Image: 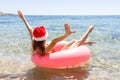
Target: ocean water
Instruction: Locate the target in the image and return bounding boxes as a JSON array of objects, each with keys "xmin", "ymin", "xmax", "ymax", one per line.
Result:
[{"xmin": 0, "ymin": 15, "xmax": 120, "ymax": 80}]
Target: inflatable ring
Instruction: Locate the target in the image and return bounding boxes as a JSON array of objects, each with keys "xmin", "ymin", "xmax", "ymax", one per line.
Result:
[{"xmin": 31, "ymin": 41, "xmax": 90, "ymax": 69}]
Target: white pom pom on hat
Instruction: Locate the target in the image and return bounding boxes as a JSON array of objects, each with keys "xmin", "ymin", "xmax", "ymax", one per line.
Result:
[{"xmin": 33, "ymin": 26, "xmax": 48, "ymax": 41}]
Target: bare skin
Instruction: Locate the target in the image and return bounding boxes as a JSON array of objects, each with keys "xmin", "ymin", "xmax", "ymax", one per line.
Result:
[
  {"xmin": 17, "ymin": 10, "xmax": 95, "ymax": 54},
  {"xmin": 61, "ymin": 24, "xmax": 96, "ymax": 50},
  {"xmin": 17, "ymin": 10, "xmax": 75, "ymax": 54}
]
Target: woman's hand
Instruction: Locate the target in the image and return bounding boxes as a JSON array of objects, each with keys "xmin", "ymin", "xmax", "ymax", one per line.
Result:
[
  {"xmin": 64, "ymin": 24, "xmax": 76, "ymax": 36},
  {"xmin": 17, "ymin": 10, "xmax": 25, "ymax": 20}
]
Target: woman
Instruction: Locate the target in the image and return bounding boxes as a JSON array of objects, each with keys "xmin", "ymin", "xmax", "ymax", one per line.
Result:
[{"xmin": 17, "ymin": 10, "xmax": 95, "ymax": 56}]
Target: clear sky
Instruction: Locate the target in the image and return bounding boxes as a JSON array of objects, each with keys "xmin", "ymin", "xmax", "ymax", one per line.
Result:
[{"xmin": 0, "ymin": 0, "xmax": 120, "ymax": 15}]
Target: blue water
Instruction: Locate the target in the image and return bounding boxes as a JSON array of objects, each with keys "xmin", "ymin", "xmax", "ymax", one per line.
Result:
[{"xmin": 0, "ymin": 15, "xmax": 120, "ymax": 80}]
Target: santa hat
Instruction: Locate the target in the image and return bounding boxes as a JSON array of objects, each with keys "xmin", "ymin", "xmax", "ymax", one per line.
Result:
[{"xmin": 33, "ymin": 26, "xmax": 48, "ymax": 41}]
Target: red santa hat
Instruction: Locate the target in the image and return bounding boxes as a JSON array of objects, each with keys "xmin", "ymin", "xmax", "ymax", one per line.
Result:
[{"xmin": 33, "ymin": 26, "xmax": 48, "ymax": 41}]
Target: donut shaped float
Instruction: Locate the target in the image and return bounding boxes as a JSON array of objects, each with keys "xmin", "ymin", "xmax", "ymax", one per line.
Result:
[{"xmin": 31, "ymin": 41, "xmax": 91, "ymax": 69}]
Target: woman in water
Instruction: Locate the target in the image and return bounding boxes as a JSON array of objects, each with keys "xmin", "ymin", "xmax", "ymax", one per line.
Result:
[{"xmin": 17, "ymin": 10, "xmax": 95, "ymax": 56}]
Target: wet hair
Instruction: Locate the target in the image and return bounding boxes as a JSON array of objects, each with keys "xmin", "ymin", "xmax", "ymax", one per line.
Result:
[{"xmin": 32, "ymin": 40, "xmax": 45, "ymax": 56}]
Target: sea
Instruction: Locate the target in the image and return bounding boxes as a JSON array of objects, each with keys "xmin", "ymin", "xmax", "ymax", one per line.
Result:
[{"xmin": 0, "ymin": 15, "xmax": 120, "ymax": 80}]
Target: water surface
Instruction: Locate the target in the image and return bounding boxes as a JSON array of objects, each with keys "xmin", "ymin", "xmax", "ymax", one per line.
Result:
[{"xmin": 0, "ymin": 15, "xmax": 120, "ymax": 80}]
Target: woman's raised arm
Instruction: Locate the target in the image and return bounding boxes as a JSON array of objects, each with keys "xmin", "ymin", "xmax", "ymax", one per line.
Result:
[
  {"xmin": 45, "ymin": 24, "xmax": 76, "ymax": 54},
  {"xmin": 17, "ymin": 10, "xmax": 33, "ymax": 41}
]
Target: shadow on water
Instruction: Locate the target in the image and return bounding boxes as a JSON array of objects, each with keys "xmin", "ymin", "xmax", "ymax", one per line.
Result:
[
  {"xmin": 23, "ymin": 66, "xmax": 89, "ymax": 80},
  {"xmin": 0, "ymin": 65, "xmax": 89, "ymax": 80},
  {"xmin": 26, "ymin": 67, "xmax": 88, "ymax": 80}
]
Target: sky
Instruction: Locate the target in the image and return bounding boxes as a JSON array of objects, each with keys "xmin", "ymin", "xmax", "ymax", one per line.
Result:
[{"xmin": 0, "ymin": 0, "xmax": 120, "ymax": 15}]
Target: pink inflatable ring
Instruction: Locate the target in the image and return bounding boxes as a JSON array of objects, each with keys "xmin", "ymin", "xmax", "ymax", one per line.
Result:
[{"xmin": 31, "ymin": 41, "xmax": 91, "ymax": 69}]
